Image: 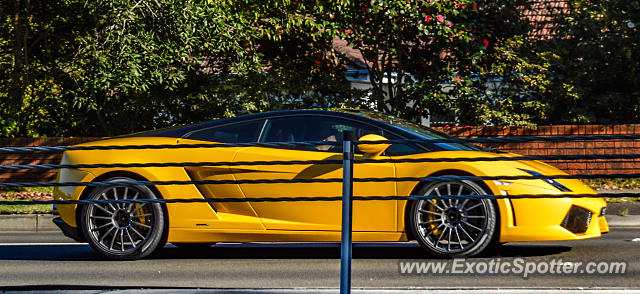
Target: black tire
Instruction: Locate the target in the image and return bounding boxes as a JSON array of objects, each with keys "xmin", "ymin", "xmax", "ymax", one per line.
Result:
[
  {"xmin": 409, "ymin": 180, "xmax": 498, "ymax": 258},
  {"xmin": 80, "ymin": 177, "xmax": 166, "ymax": 260}
]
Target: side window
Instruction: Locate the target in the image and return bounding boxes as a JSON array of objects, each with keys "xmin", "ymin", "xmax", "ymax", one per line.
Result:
[
  {"xmin": 382, "ymin": 131, "xmax": 426, "ymax": 156},
  {"xmin": 186, "ymin": 120, "xmax": 264, "ymax": 143},
  {"xmin": 261, "ymin": 116, "xmax": 381, "ymax": 152}
]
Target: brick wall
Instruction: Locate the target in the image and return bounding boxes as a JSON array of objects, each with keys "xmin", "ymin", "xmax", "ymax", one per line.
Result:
[
  {"xmin": 433, "ymin": 125, "xmax": 640, "ymax": 175},
  {"xmin": 0, "ymin": 137, "xmax": 102, "ymax": 183},
  {"xmin": 1, "ymin": 125, "xmax": 640, "ymax": 183}
]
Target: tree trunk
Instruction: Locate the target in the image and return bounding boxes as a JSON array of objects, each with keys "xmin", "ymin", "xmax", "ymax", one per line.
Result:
[
  {"xmin": 8, "ymin": 0, "xmax": 28, "ymax": 135},
  {"xmin": 95, "ymin": 108, "xmax": 113, "ymax": 137}
]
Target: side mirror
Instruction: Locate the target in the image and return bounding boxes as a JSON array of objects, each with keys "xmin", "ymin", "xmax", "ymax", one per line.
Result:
[{"xmin": 357, "ymin": 134, "xmax": 391, "ymax": 157}]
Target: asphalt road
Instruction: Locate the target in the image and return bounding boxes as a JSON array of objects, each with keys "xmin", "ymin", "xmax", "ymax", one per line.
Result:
[{"xmin": 0, "ymin": 228, "xmax": 638, "ymax": 290}]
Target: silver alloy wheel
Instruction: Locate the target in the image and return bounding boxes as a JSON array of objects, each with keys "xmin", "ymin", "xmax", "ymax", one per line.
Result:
[
  {"xmin": 413, "ymin": 180, "xmax": 494, "ymax": 255},
  {"xmin": 80, "ymin": 177, "xmax": 165, "ymax": 260},
  {"xmin": 86, "ymin": 186, "xmax": 153, "ymax": 253}
]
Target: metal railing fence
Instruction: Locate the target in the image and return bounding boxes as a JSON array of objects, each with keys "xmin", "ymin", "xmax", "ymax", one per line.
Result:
[{"xmin": 1, "ymin": 132, "xmax": 639, "ymax": 294}]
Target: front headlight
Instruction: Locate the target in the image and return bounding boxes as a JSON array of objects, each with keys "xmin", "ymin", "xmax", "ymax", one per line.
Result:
[{"xmin": 493, "ymin": 180, "xmax": 514, "ymax": 186}]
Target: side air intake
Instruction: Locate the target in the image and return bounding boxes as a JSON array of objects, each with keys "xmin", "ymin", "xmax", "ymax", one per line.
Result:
[{"xmin": 561, "ymin": 206, "xmax": 592, "ymax": 234}]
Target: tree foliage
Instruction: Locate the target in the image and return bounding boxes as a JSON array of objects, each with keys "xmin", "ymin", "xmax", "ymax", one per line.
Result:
[
  {"xmin": 69, "ymin": 0, "xmax": 266, "ymax": 135},
  {"xmin": 0, "ymin": 0, "xmax": 90, "ymax": 136},
  {"xmin": 0, "ymin": 0, "xmax": 638, "ymax": 137},
  {"xmin": 542, "ymin": 0, "xmax": 640, "ymax": 123},
  {"xmin": 324, "ymin": 0, "xmax": 561, "ymax": 126}
]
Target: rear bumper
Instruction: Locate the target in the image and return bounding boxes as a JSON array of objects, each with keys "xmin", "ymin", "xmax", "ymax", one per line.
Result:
[{"xmin": 53, "ymin": 217, "xmax": 85, "ymax": 243}]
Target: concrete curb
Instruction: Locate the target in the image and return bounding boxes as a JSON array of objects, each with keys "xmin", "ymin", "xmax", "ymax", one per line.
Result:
[
  {"xmin": 0, "ymin": 214, "xmax": 57, "ymax": 232},
  {"xmin": 604, "ymin": 215, "xmax": 640, "ymax": 227},
  {"xmin": 7, "ymin": 288, "xmax": 639, "ymax": 293},
  {"xmin": 0, "ymin": 214, "xmax": 638, "ymax": 233}
]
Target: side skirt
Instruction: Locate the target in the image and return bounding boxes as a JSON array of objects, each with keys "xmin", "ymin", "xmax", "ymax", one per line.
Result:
[{"xmin": 168, "ymin": 228, "xmax": 408, "ymax": 243}]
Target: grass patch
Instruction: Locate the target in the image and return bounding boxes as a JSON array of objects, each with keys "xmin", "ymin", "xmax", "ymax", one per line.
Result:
[
  {"xmin": 603, "ymin": 196, "xmax": 640, "ymax": 203},
  {"xmin": 0, "ymin": 187, "xmax": 54, "ymax": 194},
  {"xmin": 0, "ymin": 186, "xmax": 54, "ymax": 214},
  {"xmin": 618, "ymin": 207, "xmax": 630, "ymax": 216},
  {"xmin": 0, "ymin": 198, "xmax": 53, "ymax": 214},
  {"xmin": 583, "ymin": 178, "xmax": 640, "ymax": 190},
  {"xmin": 582, "ymin": 179, "xmax": 640, "ymax": 203}
]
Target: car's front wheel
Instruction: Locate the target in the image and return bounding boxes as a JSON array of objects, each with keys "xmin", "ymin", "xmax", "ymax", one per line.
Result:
[
  {"xmin": 80, "ymin": 177, "xmax": 166, "ymax": 260},
  {"xmin": 409, "ymin": 180, "xmax": 497, "ymax": 258}
]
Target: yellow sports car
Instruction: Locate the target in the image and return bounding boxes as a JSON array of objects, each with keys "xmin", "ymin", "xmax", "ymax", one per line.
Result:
[{"xmin": 53, "ymin": 109, "xmax": 608, "ymax": 260}]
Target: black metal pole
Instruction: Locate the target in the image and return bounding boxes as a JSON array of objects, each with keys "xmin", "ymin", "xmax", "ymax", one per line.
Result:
[{"xmin": 340, "ymin": 130, "xmax": 355, "ymax": 294}]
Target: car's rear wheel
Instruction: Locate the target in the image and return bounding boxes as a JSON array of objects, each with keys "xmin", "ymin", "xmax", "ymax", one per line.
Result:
[
  {"xmin": 80, "ymin": 177, "xmax": 166, "ymax": 260},
  {"xmin": 410, "ymin": 180, "xmax": 497, "ymax": 258}
]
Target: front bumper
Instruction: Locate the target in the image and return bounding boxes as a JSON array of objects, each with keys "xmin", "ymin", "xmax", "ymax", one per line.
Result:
[
  {"xmin": 53, "ymin": 217, "xmax": 85, "ymax": 242},
  {"xmin": 493, "ymin": 180, "xmax": 609, "ymax": 243}
]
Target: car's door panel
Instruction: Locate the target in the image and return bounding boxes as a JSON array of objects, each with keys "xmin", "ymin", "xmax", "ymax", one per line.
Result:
[
  {"xmin": 233, "ymin": 116, "xmax": 397, "ymax": 232},
  {"xmin": 176, "ymin": 119, "xmax": 266, "ymax": 230},
  {"xmin": 234, "ymin": 148, "xmax": 396, "ymax": 231}
]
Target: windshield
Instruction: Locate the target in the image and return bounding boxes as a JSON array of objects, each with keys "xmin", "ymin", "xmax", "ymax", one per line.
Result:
[{"xmin": 357, "ymin": 111, "xmax": 482, "ymax": 151}]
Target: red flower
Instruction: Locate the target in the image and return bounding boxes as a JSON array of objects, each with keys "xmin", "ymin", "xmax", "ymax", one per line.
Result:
[
  {"xmin": 345, "ymin": 29, "xmax": 352, "ymax": 35},
  {"xmin": 437, "ymin": 14, "xmax": 444, "ymax": 22},
  {"xmin": 425, "ymin": 15, "xmax": 432, "ymax": 22},
  {"xmin": 446, "ymin": 21, "xmax": 453, "ymax": 27},
  {"xmin": 456, "ymin": 3, "xmax": 462, "ymax": 8},
  {"xmin": 456, "ymin": 76, "xmax": 462, "ymax": 83},
  {"xmin": 473, "ymin": 4, "xmax": 477, "ymax": 9},
  {"xmin": 361, "ymin": 6, "xmax": 367, "ymax": 13},
  {"xmin": 482, "ymin": 38, "xmax": 489, "ymax": 47}
]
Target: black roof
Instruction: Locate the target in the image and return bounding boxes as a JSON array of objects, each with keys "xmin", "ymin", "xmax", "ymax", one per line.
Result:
[{"xmin": 140, "ymin": 109, "xmax": 388, "ymax": 138}]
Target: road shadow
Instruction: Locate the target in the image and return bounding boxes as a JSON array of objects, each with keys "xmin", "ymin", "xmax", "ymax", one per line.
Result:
[
  {"xmin": 0, "ymin": 242, "xmax": 571, "ymax": 261},
  {"xmin": 155, "ymin": 242, "xmax": 571, "ymax": 260},
  {"xmin": 0, "ymin": 245, "xmax": 101, "ymax": 261}
]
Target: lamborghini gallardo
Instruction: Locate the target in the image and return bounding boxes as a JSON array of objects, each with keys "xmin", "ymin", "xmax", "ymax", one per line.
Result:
[{"xmin": 52, "ymin": 110, "xmax": 608, "ymax": 259}]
